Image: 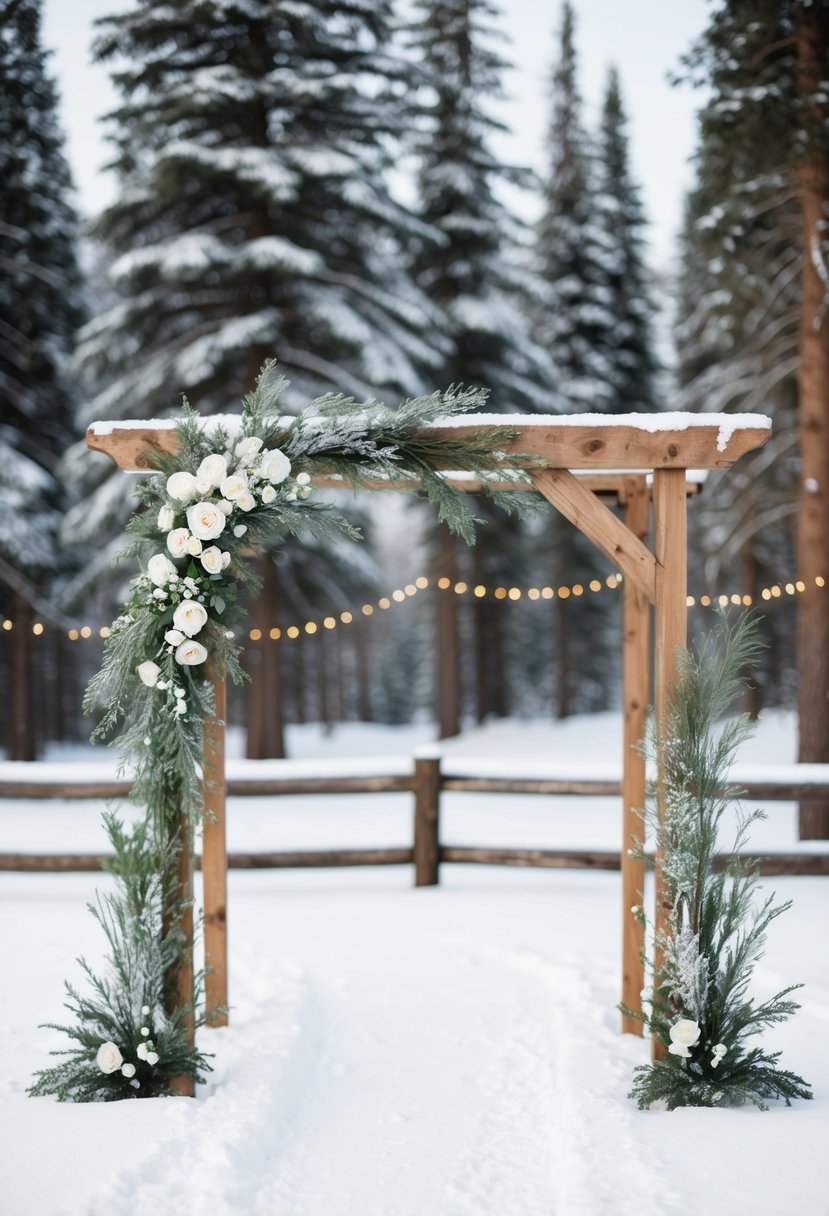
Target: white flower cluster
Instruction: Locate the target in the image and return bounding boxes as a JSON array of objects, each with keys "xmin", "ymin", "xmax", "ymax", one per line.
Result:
[
  {"xmin": 135, "ymin": 435, "xmax": 305, "ymax": 699},
  {"xmin": 95, "ymin": 1007, "xmax": 158, "ymax": 1090}
]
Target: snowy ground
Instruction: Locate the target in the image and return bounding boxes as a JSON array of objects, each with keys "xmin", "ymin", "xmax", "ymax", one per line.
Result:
[{"xmin": 1, "ymin": 711, "xmax": 827, "ymax": 1216}]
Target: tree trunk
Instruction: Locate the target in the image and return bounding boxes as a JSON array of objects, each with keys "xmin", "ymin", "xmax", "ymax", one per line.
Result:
[
  {"xmin": 436, "ymin": 529, "xmax": 461, "ymax": 738},
  {"xmin": 9, "ymin": 594, "xmax": 34, "ymax": 761},
  {"xmin": 245, "ymin": 558, "xmax": 285, "ymax": 758},
  {"xmin": 355, "ymin": 620, "xmax": 372, "ymax": 721},
  {"xmin": 740, "ymin": 537, "xmax": 761, "ymax": 721},
  {"xmin": 796, "ymin": 5, "xmax": 829, "ymax": 838},
  {"xmin": 556, "ymin": 599, "xmax": 571, "ymax": 720}
]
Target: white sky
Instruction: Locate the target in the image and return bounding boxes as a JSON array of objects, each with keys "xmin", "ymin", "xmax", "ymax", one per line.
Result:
[{"xmin": 42, "ymin": 0, "xmax": 710, "ymax": 271}]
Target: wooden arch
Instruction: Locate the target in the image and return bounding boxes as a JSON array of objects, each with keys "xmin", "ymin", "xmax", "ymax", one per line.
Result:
[{"xmin": 89, "ymin": 413, "xmax": 770, "ymax": 1069}]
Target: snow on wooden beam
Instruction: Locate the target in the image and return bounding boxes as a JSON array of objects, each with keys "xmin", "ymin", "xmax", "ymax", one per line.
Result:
[{"xmin": 86, "ymin": 413, "xmax": 771, "ymax": 472}]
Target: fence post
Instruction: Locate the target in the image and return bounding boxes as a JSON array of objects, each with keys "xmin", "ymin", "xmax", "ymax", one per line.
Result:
[{"xmin": 414, "ymin": 749, "xmax": 442, "ymax": 886}]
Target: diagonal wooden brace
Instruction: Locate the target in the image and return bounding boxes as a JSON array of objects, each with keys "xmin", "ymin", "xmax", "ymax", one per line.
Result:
[{"xmin": 531, "ymin": 468, "xmax": 657, "ymax": 603}]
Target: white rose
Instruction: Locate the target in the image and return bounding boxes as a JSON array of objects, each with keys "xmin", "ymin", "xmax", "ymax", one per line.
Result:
[
  {"xmin": 121, "ymin": 1062, "xmax": 136, "ymax": 1078},
  {"xmin": 237, "ymin": 492, "xmax": 256, "ymax": 512},
  {"xmin": 259, "ymin": 449, "xmax": 291, "ymax": 484},
  {"xmin": 146, "ymin": 1052, "xmax": 159, "ymax": 1066},
  {"xmin": 233, "ymin": 524, "xmax": 246, "ymax": 538},
  {"xmin": 200, "ymin": 546, "xmax": 224, "ymax": 575},
  {"xmin": 668, "ymin": 1018, "xmax": 701, "ymax": 1058},
  {"xmin": 157, "ymin": 505, "xmax": 175, "ymax": 531},
  {"xmin": 261, "ymin": 484, "xmax": 276, "ymax": 504},
  {"xmin": 186, "ymin": 500, "xmax": 226, "ymax": 541},
  {"xmin": 220, "ymin": 472, "xmax": 248, "ymax": 501},
  {"xmin": 195, "ymin": 476, "xmax": 212, "ymax": 496},
  {"xmin": 198, "ymin": 453, "xmax": 228, "ymax": 487},
  {"xmin": 235, "ymin": 436, "xmax": 263, "ymax": 460},
  {"xmin": 296, "ymin": 472, "xmax": 311, "ymax": 486},
  {"xmin": 96, "ymin": 1041, "xmax": 123, "ymax": 1074},
  {"xmin": 172, "ymin": 600, "xmax": 208, "ymax": 637},
  {"xmin": 175, "ymin": 639, "xmax": 208, "ymax": 667},
  {"xmin": 186, "ymin": 535, "xmax": 203, "ymax": 556},
  {"xmin": 136, "ymin": 1041, "xmax": 149, "ymax": 1061},
  {"xmin": 222, "ymin": 551, "xmax": 231, "ymax": 568},
  {"xmin": 217, "ymin": 499, "xmax": 233, "ymax": 516},
  {"xmin": 137, "ymin": 660, "xmax": 161, "ymax": 688},
  {"xmin": 147, "ymin": 553, "xmax": 176, "ymax": 586},
  {"xmin": 164, "ymin": 628, "xmax": 185, "ymax": 646},
  {"xmin": 167, "ymin": 528, "xmax": 190, "ymax": 558},
  {"xmin": 166, "ymin": 471, "xmax": 197, "ymax": 503}
]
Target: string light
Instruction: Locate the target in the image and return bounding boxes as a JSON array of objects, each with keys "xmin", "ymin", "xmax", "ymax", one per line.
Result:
[{"xmin": 4, "ymin": 570, "xmax": 824, "ymax": 643}]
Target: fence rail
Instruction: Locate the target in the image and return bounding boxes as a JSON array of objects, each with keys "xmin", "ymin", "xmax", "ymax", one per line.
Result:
[{"xmin": 3, "ymin": 756, "xmax": 829, "ymax": 877}]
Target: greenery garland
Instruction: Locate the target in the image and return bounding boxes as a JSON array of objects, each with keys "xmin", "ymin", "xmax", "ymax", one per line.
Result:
[
  {"xmin": 30, "ymin": 364, "xmax": 538, "ymax": 1101},
  {"xmin": 629, "ymin": 611, "xmax": 812, "ymax": 1110}
]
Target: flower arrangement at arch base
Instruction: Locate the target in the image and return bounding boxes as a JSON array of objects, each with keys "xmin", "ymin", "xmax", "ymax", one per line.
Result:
[
  {"xmin": 627, "ymin": 612, "xmax": 812, "ymax": 1111},
  {"xmin": 29, "ymin": 364, "xmax": 537, "ymax": 1102}
]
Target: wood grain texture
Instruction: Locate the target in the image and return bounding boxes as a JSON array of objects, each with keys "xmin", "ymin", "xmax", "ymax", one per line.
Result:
[
  {"xmin": 86, "ymin": 419, "xmax": 770, "ymax": 473},
  {"xmin": 621, "ymin": 476, "xmax": 649, "ymax": 1035},
  {"xmin": 414, "ymin": 755, "xmax": 441, "ymax": 886},
  {"xmin": 203, "ymin": 670, "xmax": 228, "ymax": 1028},
  {"xmin": 532, "ymin": 468, "xmax": 657, "ymax": 602},
  {"xmin": 651, "ymin": 468, "xmax": 688, "ymax": 1060}
]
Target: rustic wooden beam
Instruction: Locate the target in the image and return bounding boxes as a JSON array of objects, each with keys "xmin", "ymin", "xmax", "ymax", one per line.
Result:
[
  {"xmin": 620, "ymin": 475, "xmax": 649, "ymax": 1035},
  {"xmin": 651, "ymin": 467, "xmax": 688, "ymax": 1060},
  {"xmin": 532, "ymin": 468, "xmax": 657, "ymax": 602},
  {"xmin": 440, "ymin": 846, "xmax": 622, "ymax": 870},
  {"xmin": 86, "ymin": 416, "xmax": 770, "ymax": 474},
  {"xmin": 202, "ymin": 669, "xmax": 228, "ymax": 1028},
  {"xmin": 166, "ymin": 818, "xmax": 195, "ymax": 1097}
]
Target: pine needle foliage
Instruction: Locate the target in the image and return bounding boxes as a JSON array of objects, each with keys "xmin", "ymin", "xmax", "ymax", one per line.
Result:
[
  {"xmin": 35, "ymin": 362, "xmax": 539, "ymax": 1101},
  {"xmin": 29, "ymin": 813, "xmax": 212, "ymax": 1101},
  {"xmin": 629, "ymin": 610, "xmax": 812, "ymax": 1110}
]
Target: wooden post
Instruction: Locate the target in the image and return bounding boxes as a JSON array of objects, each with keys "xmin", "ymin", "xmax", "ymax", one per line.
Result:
[
  {"xmin": 620, "ymin": 477, "xmax": 649, "ymax": 1035},
  {"xmin": 651, "ymin": 468, "xmax": 688, "ymax": 1058},
  {"xmin": 203, "ymin": 666, "xmax": 228, "ymax": 1026},
  {"xmin": 166, "ymin": 814, "xmax": 195, "ymax": 1096},
  {"xmin": 414, "ymin": 752, "xmax": 441, "ymax": 886}
]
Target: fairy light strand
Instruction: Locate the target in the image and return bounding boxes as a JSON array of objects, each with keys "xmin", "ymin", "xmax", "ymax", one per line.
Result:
[{"xmin": 2, "ymin": 573, "xmax": 825, "ymax": 642}]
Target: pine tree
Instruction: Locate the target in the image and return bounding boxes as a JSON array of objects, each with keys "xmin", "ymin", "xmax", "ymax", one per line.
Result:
[
  {"xmin": 537, "ymin": 1, "xmax": 613, "ymax": 413},
  {"xmin": 0, "ymin": 0, "xmax": 85, "ymax": 758},
  {"xmin": 409, "ymin": 0, "xmax": 558, "ymax": 728},
  {"xmin": 66, "ymin": 0, "xmax": 444, "ymax": 567},
  {"xmin": 409, "ymin": 0, "xmax": 558, "ymax": 414},
  {"xmin": 536, "ymin": 3, "xmax": 619, "ymax": 716},
  {"xmin": 596, "ymin": 68, "xmax": 658, "ymax": 414},
  {"xmin": 677, "ymin": 1, "xmax": 829, "ymax": 834},
  {"xmin": 0, "ymin": 0, "xmax": 83, "ymax": 571}
]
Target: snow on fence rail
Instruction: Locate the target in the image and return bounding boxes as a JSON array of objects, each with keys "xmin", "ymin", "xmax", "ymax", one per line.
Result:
[{"xmin": 2, "ymin": 755, "xmax": 829, "ymax": 877}]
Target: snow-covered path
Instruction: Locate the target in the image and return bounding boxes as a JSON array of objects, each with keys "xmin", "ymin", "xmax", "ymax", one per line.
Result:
[{"xmin": 2, "ymin": 714, "xmax": 828, "ymax": 1215}]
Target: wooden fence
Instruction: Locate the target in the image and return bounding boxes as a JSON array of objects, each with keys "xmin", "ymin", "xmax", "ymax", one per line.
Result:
[{"xmin": 3, "ymin": 756, "xmax": 829, "ymax": 877}]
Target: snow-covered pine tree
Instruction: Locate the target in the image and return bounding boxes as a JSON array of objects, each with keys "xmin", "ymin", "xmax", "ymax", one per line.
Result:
[
  {"xmin": 409, "ymin": 0, "xmax": 558, "ymax": 414},
  {"xmin": 408, "ymin": 0, "xmax": 558, "ymax": 727},
  {"xmin": 676, "ymin": 1, "xmax": 829, "ymax": 833},
  {"xmin": 0, "ymin": 0, "xmax": 85, "ymax": 758},
  {"xmin": 535, "ymin": 2, "xmax": 619, "ymax": 717},
  {"xmin": 65, "ymin": 0, "xmax": 444, "ymax": 581},
  {"xmin": 596, "ymin": 68, "xmax": 658, "ymax": 414},
  {"xmin": 537, "ymin": 1, "xmax": 613, "ymax": 413}
]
